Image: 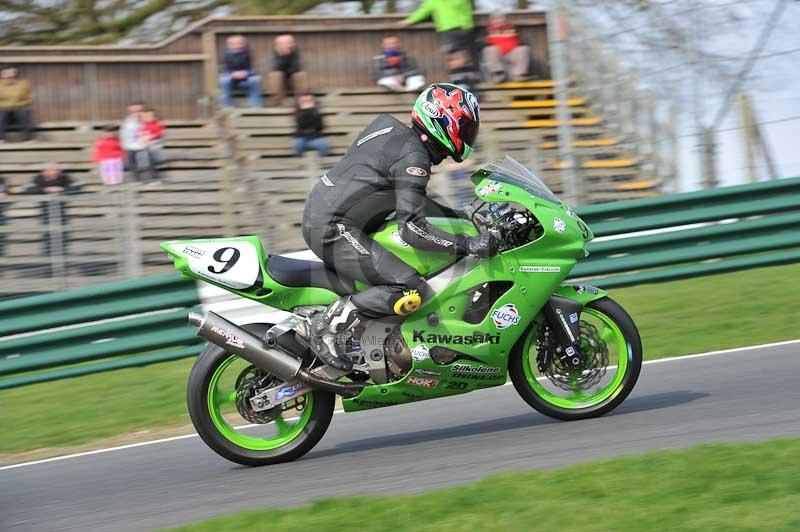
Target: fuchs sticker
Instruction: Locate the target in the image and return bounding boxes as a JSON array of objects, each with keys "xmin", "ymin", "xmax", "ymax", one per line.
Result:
[
  {"xmin": 389, "ymin": 230, "xmax": 409, "ymax": 247},
  {"xmin": 553, "ymin": 218, "xmax": 566, "ymax": 233},
  {"xmin": 491, "ymin": 303, "xmax": 521, "ymax": 329},
  {"xmin": 407, "ymin": 376, "xmax": 438, "ymax": 388},
  {"xmin": 406, "ymin": 166, "xmax": 428, "ymax": 177},
  {"xmin": 411, "ymin": 344, "xmax": 430, "ymax": 361},
  {"xmin": 421, "ymin": 100, "xmax": 441, "ymax": 118},
  {"xmin": 478, "ymin": 181, "xmax": 502, "ymax": 197},
  {"xmin": 519, "ymin": 265, "xmax": 561, "ymax": 273}
]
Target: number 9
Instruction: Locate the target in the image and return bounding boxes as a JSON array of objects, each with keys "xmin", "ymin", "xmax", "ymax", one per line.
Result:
[{"xmin": 208, "ymin": 247, "xmax": 241, "ymax": 274}]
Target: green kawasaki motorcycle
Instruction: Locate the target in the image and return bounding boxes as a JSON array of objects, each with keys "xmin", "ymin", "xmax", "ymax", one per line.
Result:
[{"xmin": 162, "ymin": 157, "xmax": 642, "ymax": 466}]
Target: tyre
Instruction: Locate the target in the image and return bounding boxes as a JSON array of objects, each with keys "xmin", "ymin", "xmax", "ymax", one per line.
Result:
[
  {"xmin": 187, "ymin": 324, "xmax": 335, "ymax": 466},
  {"xmin": 510, "ymin": 297, "xmax": 642, "ymax": 421}
]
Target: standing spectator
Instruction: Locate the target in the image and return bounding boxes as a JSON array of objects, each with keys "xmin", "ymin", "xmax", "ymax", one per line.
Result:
[
  {"xmin": 268, "ymin": 34, "xmax": 307, "ymax": 106},
  {"xmin": 448, "ymin": 49, "xmax": 481, "ymax": 98},
  {"xmin": 92, "ymin": 125, "xmax": 125, "ymax": 186},
  {"xmin": 219, "ymin": 35, "xmax": 263, "ymax": 109},
  {"xmin": 120, "ymin": 102, "xmax": 158, "ymax": 183},
  {"xmin": 0, "ymin": 65, "xmax": 34, "ymax": 142},
  {"xmin": 292, "ymin": 94, "xmax": 330, "ymax": 158},
  {"xmin": 27, "ymin": 162, "xmax": 79, "ymax": 269},
  {"xmin": 401, "ymin": 0, "xmax": 475, "ymax": 58},
  {"xmin": 140, "ymin": 109, "xmax": 166, "ymax": 167},
  {"xmin": 0, "ymin": 177, "xmax": 8, "ymax": 259},
  {"xmin": 372, "ymin": 34, "xmax": 427, "ymax": 93},
  {"xmin": 483, "ymin": 12, "xmax": 531, "ymax": 83}
]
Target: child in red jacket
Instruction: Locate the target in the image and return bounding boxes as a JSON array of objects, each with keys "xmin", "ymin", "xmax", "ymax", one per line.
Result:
[
  {"xmin": 92, "ymin": 125, "xmax": 124, "ymax": 185},
  {"xmin": 139, "ymin": 110, "xmax": 166, "ymax": 166}
]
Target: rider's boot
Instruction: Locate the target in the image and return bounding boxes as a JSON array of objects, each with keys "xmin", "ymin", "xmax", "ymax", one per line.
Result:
[{"xmin": 309, "ymin": 297, "xmax": 361, "ymax": 371}]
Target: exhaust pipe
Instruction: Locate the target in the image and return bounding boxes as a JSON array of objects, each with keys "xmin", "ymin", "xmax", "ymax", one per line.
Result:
[{"xmin": 189, "ymin": 311, "xmax": 364, "ymax": 398}]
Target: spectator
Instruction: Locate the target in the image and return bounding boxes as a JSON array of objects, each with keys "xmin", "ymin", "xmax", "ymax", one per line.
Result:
[
  {"xmin": 293, "ymin": 94, "xmax": 330, "ymax": 158},
  {"xmin": 120, "ymin": 102, "xmax": 158, "ymax": 183},
  {"xmin": 27, "ymin": 162, "xmax": 78, "ymax": 272},
  {"xmin": 483, "ymin": 12, "xmax": 531, "ymax": 83},
  {"xmin": 140, "ymin": 109, "xmax": 166, "ymax": 167},
  {"xmin": 219, "ymin": 35, "xmax": 263, "ymax": 109},
  {"xmin": 0, "ymin": 65, "xmax": 34, "ymax": 142},
  {"xmin": 372, "ymin": 34, "xmax": 427, "ymax": 93},
  {"xmin": 448, "ymin": 49, "xmax": 481, "ymax": 98},
  {"xmin": 28, "ymin": 162, "xmax": 75, "ymax": 194},
  {"xmin": 401, "ymin": 0, "xmax": 475, "ymax": 58},
  {"xmin": 268, "ymin": 34, "xmax": 307, "ymax": 106},
  {"xmin": 92, "ymin": 125, "xmax": 125, "ymax": 186},
  {"xmin": 0, "ymin": 176, "xmax": 7, "ymax": 258}
]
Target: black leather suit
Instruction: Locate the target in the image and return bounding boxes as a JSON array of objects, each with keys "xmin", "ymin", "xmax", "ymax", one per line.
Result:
[{"xmin": 302, "ymin": 114, "xmax": 470, "ymax": 318}]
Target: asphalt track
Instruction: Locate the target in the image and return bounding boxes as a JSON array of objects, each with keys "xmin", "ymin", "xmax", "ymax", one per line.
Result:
[{"xmin": 2, "ymin": 342, "xmax": 800, "ymax": 531}]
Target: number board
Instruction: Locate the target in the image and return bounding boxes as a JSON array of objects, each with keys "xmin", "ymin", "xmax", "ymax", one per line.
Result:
[{"xmin": 177, "ymin": 241, "xmax": 262, "ymax": 290}]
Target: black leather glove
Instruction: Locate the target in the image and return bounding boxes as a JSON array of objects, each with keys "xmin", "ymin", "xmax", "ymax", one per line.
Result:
[{"xmin": 466, "ymin": 232, "xmax": 500, "ymax": 258}]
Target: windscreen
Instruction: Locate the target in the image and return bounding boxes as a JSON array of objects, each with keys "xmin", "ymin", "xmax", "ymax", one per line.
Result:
[{"xmin": 471, "ymin": 156, "xmax": 561, "ymax": 204}]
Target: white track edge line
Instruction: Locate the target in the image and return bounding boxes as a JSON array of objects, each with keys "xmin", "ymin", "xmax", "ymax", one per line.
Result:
[{"xmin": 2, "ymin": 337, "xmax": 799, "ymax": 472}]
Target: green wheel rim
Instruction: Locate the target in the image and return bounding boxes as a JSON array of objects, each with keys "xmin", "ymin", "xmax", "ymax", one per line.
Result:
[
  {"xmin": 207, "ymin": 354, "xmax": 314, "ymax": 451},
  {"xmin": 521, "ymin": 307, "xmax": 631, "ymax": 409}
]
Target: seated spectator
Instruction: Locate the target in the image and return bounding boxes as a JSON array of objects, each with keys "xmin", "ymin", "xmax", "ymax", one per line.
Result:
[
  {"xmin": 448, "ymin": 49, "xmax": 481, "ymax": 98},
  {"xmin": 92, "ymin": 125, "xmax": 125, "ymax": 186},
  {"xmin": 0, "ymin": 65, "xmax": 34, "ymax": 142},
  {"xmin": 373, "ymin": 35, "xmax": 426, "ymax": 93},
  {"xmin": 140, "ymin": 109, "xmax": 166, "ymax": 166},
  {"xmin": 268, "ymin": 34, "xmax": 307, "ymax": 106},
  {"xmin": 293, "ymin": 94, "xmax": 330, "ymax": 158},
  {"xmin": 27, "ymin": 162, "xmax": 79, "ymax": 269},
  {"xmin": 483, "ymin": 12, "xmax": 531, "ymax": 83},
  {"xmin": 0, "ymin": 176, "xmax": 7, "ymax": 258},
  {"xmin": 219, "ymin": 35, "xmax": 263, "ymax": 109},
  {"xmin": 120, "ymin": 102, "xmax": 159, "ymax": 183}
]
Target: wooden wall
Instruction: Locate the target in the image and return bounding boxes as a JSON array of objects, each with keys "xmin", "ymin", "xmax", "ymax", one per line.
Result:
[{"xmin": 0, "ymin": 12, "xmax": 548, "ymax": 122}]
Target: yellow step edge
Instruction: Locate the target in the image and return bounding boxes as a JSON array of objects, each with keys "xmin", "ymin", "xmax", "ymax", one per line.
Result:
[
  {"xmin": 549, "ymin": 158, "xmax": 638, "ymax": 170},
  {"xmin": 510, "ymin": 98, "xmax": 585, "ymax": 108},
  {"xmin": 539, "ymin": 138, "xmax": 619, "ymax": 149},
  {"xmin": 615, "ymin": 180, "xmax": 660, "ymax": 191},
  {"xmin": 524, "ymin": 117, "xmax": 601, "ymax": 128},
  {"xmin": 497, "ymin": 81, "xmax": 556, "ymax": 89}
]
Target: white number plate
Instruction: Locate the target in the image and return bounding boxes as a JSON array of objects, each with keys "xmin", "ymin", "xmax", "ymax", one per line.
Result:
[{"xmin": 178, "ymin": 241, "xmax": 261, "ymax": 289}]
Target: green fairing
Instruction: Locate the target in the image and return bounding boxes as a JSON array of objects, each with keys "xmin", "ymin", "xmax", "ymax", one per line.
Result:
[{"xmin": 163, "ymin": 159, "xmax": 630, "ymax": 416}]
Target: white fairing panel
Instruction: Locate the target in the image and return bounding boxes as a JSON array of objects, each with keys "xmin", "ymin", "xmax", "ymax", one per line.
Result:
[{"xmin": 177, "ymin": 241, "xmax": 261, "ymax": 290}]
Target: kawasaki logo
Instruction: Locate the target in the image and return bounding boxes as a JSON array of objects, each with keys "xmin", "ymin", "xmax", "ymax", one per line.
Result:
[{"xmin": 412, "ymin": 330, "xmax": 500, "ymax": 345}]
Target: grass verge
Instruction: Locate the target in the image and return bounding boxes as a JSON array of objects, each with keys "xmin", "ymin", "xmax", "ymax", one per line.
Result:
[
  {"xmin": 2, "ymin": 263, "xmax": 799, "ymax": 459},
  {"xmin": 166, "ymin": 438, "xmax": 800, "ymax": 532}
]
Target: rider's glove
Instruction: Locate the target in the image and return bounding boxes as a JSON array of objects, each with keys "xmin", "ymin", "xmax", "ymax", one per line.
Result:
[{"xmin": 464, "ymin": 232, "xmax": 500, "ymax": 258}]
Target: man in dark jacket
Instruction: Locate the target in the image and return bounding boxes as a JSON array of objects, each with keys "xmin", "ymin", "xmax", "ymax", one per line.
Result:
[
  {"xmin": 27, "ymin": 162, "xmax": 79, "ymax": 265},
  {"xmin": 267, "ymin": 34, "xmax": 307, "ymax": 106},
  {"xmin": 219, "ymin": 35, "xmax": 263, "ymax": 108},
  {"xmin": 301, "ymin": 83, "xmax": 497, "ymax": 370},
  {"xmin": 372, "ymin": 35, "xmax": 427, "ymax": 93},
  {"xmin": 293, "ymin": 94, "xmax": 330, "ymax": 157}
]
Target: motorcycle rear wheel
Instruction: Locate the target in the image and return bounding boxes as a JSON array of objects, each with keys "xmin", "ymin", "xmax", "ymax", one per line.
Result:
[
  {"xmin": 187, "ymin": 324, "xmax": 335, "ymax": 467},
  {"xmin": 510, "ymin": 297, "xmax": 642, "ymax": 421}
]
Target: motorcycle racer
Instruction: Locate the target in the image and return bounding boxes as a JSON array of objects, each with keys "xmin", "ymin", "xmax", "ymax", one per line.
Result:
[{"xmin": 301, "ymin": 83, "xmax": 498, "ymax": 370}]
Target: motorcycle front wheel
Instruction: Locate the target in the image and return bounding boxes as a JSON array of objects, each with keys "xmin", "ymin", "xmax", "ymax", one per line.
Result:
[
  {"xmin": 509, "ymin": 297, "xmax": 642, "ymax": 421},
  {"xmin": 187, "ymin": 325, "xmax": 335, "ymax": 467}
]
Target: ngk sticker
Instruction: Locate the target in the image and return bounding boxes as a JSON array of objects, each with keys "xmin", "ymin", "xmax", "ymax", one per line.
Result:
[{"xmin": 491, "ymin": 303, "xmax": 521, "ymax": 329}]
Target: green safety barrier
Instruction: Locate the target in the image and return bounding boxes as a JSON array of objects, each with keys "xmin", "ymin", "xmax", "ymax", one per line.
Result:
[{"xmin": 1, "ymin": 177, "xmax": 799, "ymax": 389}]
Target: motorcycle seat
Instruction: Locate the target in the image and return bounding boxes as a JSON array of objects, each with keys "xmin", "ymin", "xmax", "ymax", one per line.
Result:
[{"xmin": 266, "ymin": 254, "xmax": 356, "ymax": 296}]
